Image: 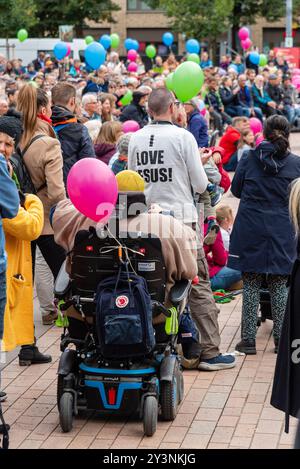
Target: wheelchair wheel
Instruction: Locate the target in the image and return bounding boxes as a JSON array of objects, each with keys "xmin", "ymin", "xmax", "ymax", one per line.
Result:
[
  {"xmin": 177, "ymin": 369, "xmax": 184, "ymax": 404},
  {"xmin": 160, "ymin": 361, "xmax": 179, "ymax": 421},
  {"xmin": 57, "ymin": 375, "xmax": 64, "ymax": 410},
  {"xmin": 143, "ymin": 396, "xmax": 158, "ymax": 437},
  {"xmin": 59, "ymin": 392, "xmax": 74, "ymax": 433}
]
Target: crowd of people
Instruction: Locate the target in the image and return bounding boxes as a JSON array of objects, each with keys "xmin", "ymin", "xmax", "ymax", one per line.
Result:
[{"xmin": 1, "ymin": 45, "xmax": 300, "ymax": 432}]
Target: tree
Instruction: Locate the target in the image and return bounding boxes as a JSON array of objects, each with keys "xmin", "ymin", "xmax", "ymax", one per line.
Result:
[
  {"xmin": 31, "ymin": 0, "xmax": 120, "ymax": 37},
  {"xmin": 146, "ymin": 0, "xmax": 285, "ymax": 51},
  {"xmin": 147, "ymin": 0, "xmax": 234, "ymax": 60},
  {"xmin": 0, "ymin": 0, "xmax": 37, "ymax": 58}
]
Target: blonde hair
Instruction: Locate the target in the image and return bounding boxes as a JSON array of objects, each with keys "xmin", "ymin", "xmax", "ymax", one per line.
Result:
[
  {"xmin": 17, "ymin": 84, "xmax": 49, "ymax": 147},
  {"xmin": 96, "ymin": 121, "xmax": 123, "ymax": 145},
  {"xmin": 216, "ymin": 205, "xmax": 233, "ymax": 224},
  {"xmin": 289, "ymin": 178, "xmax": 300, "ymax": 234}
]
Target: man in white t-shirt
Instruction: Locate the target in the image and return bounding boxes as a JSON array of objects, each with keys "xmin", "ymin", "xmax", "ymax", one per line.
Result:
[{"xmin": 128, "ymin": 88, "xmax": 236, "ymax": 370}]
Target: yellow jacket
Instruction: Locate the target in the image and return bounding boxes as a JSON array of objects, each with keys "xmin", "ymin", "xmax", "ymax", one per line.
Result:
[{"xmin": 2, "ymin": 195, "xmax": 44, "ymax": 351}]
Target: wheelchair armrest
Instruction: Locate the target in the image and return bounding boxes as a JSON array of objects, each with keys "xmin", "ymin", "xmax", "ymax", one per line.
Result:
[
  {"xmin": 54, "ymin": 260, "xmax": 72, "ymax": 298},
  {"xmin": 170, "ymin": 279, "xmax": 191, "ymax": 305}
]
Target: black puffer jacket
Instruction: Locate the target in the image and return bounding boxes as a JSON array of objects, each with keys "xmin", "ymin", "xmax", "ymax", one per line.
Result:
[
  {"xmin": 52, "ymin": 105, "xmax": 95, "ymax": 184},
  {"xmin": 119, "ymin": 94, "xmax": 149, "ymax": 128}
]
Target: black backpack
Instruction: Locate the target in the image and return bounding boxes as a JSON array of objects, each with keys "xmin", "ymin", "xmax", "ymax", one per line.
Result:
[
  {"xmin": 95, "ymin": 266, "xmax": 155, "ymax": 359},
  {"xmin": 10, "ymin": 135, "xmax": 46, "ymax": 194}
]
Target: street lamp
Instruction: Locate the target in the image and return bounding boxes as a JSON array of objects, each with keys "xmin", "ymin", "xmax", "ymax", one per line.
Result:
[{"xmin": 286, "ymin": 0, "xmax": 293, "ymax": 48}]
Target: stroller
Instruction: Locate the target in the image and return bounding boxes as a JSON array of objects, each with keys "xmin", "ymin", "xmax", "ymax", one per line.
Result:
[{"xmin": 54, "ymin": 226, "xmax": 190, "ymax": 437}]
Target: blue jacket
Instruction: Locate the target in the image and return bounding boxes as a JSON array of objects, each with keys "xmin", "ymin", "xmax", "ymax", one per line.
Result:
[
  {"xmin": 228, "ymin": 142, "xmax": 300, "ymax": 275},
  {"xmin": 238, "ymin": 85, "xmax": 254, "ymax": 108},
  {"xmin": 187, "ymin": 110, "xmax": 209, "ymax": 148},
  {"xmin": 0, "ymin": 154, "xmax": 20, "ymax": 274}
]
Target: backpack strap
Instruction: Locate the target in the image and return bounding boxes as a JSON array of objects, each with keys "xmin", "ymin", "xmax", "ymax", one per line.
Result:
[{"xmin": 20, "ymin": 135, "xmax": 47, "ymax": 193}]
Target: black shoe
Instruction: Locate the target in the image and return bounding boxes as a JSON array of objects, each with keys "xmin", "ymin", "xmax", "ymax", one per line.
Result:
[
  {"xmin": 235, "ymin": 339, "xmax": 257, "ymax": 355},
  {"xmin": 0, "ymin": 423, "xmax": 10, "ymax": 434},
  {"xmin": 274, "ymin": 339, "xmax": 279, "ymax": 354},
  {"xmin": 18, "ymin": 345, "xmax": 52, "ymax": 366},
  {"xmin": 0, "ymin": 390, "xmax": 7, "ymax": 402}
]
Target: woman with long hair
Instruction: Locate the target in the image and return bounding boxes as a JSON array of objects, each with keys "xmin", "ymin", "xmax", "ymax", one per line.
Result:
[
  {"xmin": 228, "ymin": 115, "xmax": 300, "ymax": 355},
  {"xmin": 17, "ymin": 84, "xmax": 66, "ymax": 280},
  {"xmin": 99, "ymin": 93, "xmax": 116, "ymax": 122},
  {"xmin": 94, "ymin": 120, "xmax": 123, "ymax": 165},
  {"xmin": 271, "ymin": 177, "xmax": 300, "ymax": 433}
]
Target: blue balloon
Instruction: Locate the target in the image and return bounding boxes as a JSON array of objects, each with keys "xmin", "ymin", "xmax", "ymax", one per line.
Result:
[
  {"xmin": 186, "ymin": 39, "xmax": 200, "ymax": 55},
  {"xmin": 53, "ymin": 42, "xmax": 68, "ymax": 60},
  {"xmin": 163, "ymin": 32, "xmax": 174, "ymax": 47},
  {"xmin": 99, "ymin": 34, "xmax": 112, "ymax": 50},
  {"xmin": 249, "ymin": 51, "xmax": 260, "ymax": 65},
  {"xmin": 124, "ymin": 38, "xmax": 134, "ymax": 50},
  {"xmin": 85, "ymin": 42, "xmax": 106, "ymax": 70},
  {"xmin": 131, "ymin": 39, "xmax": 139, "ymax": 51}
]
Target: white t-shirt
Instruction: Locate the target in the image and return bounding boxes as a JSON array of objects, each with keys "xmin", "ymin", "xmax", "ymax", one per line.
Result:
[
  {"xmin": 128, "ymin": 123, "xmax": 208, "ymax": 223},
  {"xmin": 220, "ymin": 227, "xmax": 230, "ymax": 252}
]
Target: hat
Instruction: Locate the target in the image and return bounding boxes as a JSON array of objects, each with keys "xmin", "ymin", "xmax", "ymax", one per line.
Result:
[
  {"xmin": 117, "ymin": 133, "xmax": 133, "ymax": 156},
  {"xmin": 269, "ymin": 73, "xmax": 278, "ymax": 80},
  {"xmin": 116, "ymin": 170, "xmax": 145, "ymax": 192},
  {"xmin": 0, "ymin": 110, "xmax": 23, "ymax": 146}
]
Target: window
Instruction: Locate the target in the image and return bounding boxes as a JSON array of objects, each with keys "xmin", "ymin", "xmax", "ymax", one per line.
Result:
[{"xmin": 127, "ymin": 0, "xmax": 153, "ymax": 11}]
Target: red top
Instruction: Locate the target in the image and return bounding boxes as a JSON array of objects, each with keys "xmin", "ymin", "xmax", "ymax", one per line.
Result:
[
  {"xmin": 219, "ymin": 127, "xmax": 241, "ymax": 165},
  {"xmin": 210, "ymin": 146, "xmax": 231, "ymax": 192},
  {"xmin": 204, "ymin": 223, "xmax": 228, "ymax": 278}
]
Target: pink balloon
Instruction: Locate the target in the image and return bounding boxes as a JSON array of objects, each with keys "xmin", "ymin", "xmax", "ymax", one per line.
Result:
[
  {"xmin": 122, "ymin": 120, "xmax": 140, "ymax": 133},
  {"xmin": 238, "ymin": 27, "xmax": 250, "ymax": 41},
  {"xmin": 66, "ymin": 44, "xmax": 71, "ymax": 57},
  {"xmin": 249, "ymin": 117, "xmax": 263, "ymax": 136},
  {"xmin": 127, "ymin": 49, "xmax": 138, "ymax": 62},
  {"xmin": 200, "ymin": 108, "xmax": 206, "ymax": 117},
  {"xmin": 127, "ymin": 61, "xmax": 138, "ymax": 72},
  {"xmin": 67, "ymin": 158, "xmax": 118, "ymax": 223},
  {"xmin": 241, "ymin": 38, "xmax": 252, "ymax": 50},
  {"xmin": 255, "ymin": 134, "xmax": 264, "ymax": 147}
]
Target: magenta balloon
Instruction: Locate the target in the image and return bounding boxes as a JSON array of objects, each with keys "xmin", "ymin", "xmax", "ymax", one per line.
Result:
[
  {"xmin": 238, "ymin": 27, "xmax": 250, "ymax": 41},
  {"xmin": 66, "ymin": 44, "xmax": 71, "ymax": 57},
  {"xmin": 127, "ymin": 49, "xmax": 138, "ymax": 62},
  {"xmin": 122, "ymin": 120, "xmax": 140, "ymax": 133},
  {"xmin": 255, "ymin": 134, "xmax": 264, "ymax": 147},
  {"xmin": 127, "ymin": 61, "xmax": 138, "ymax": 72},
  {"xmin": 249, "ymin": 117, "xmax": 263, "ymax": 136},
  {"xmin": 67, "ymin": 158, "xmax": 118, "ymax": 223},
  {"xmin": 241, "ymin": 38, "xmax": 252, "ymax": 50}
]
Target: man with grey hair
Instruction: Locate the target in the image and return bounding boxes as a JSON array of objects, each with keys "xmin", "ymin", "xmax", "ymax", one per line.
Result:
[
  {"xmin": 128, "ymin": 87, "xmax": 236, "ymax": 371},
  {"xmin": 82, "ymin": 93, "xmax": 102, "ymax": 121}
]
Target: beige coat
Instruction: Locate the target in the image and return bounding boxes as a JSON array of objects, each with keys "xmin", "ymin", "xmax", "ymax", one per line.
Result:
[
  {"xmin": 52, "ymin": 199, "xmax": 198, "ymax": 304},
  {"xmin": 21, "ymin": 118, "xmax": 66, "ymax": 235}
]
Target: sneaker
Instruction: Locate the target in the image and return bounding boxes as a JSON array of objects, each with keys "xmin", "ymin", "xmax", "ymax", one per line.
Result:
[
  {"xmin": 204, "ymin": 225, "xmax": 220, "ymax": 246},
  {"xmin": 235, "ymin": 339, "xmax": 256, "ymax": 355},
  {"xmin": 18, "ymin": 345, "xmax": 52, "ymax": 366},
  {"xmin": 198, "ymin": 353, "xmax": 236, "ymax": 371},
  {"xmin": 42, "ymin": 311, "xmax": 58, "ymax": 325},
  {"xmin": 0, "ymin": 390, "xmax": 7, "ymax": 402},
  {"xmin": 207, "ymin": 184, "xmax": 224, "ymax": 207}
]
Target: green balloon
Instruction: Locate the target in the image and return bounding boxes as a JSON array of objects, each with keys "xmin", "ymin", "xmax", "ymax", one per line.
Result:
[
  {"xmin": 146, "ymin": 45, "xmax": 157, "ymax": 59},
  {"xmin": 165, "ymin": 73, "xmax": 174, "ymax": 91},
  {"xmin": 85, "ymin": 35, "xmax": 94, "ymax": 45},
  {"xmin": 120, "ymin": 90, "xmax": 133, "ymax": 106},
  {"xmin": 110, "ymin": 33, "xmax": 120, "ymax": 49},
  {"xmin": 172, "ymin": 61, "xmax": 204, "ymax": 102},
  {"xmin": 17, "ymin": 29, "xmax": 28, "ymax": 42},
  {"xmin": 187, "ymin": 53, "xmax": 200, "ymax": 65},
  {"xmin": 259, "ymin": 54, "xmax": 268, "ymax": 67}
]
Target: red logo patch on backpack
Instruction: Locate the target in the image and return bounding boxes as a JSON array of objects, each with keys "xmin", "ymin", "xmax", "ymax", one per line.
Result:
[{"xmin": 116, "ymin": 295, "xmax": 129, "ymax": 308}]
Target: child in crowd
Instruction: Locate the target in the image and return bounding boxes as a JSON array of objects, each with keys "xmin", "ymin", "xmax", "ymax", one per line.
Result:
[
  {"xmin": 237, "ymin": 129, "xmax": 255, "ymax": 161},
  {"xmin": 216, "ymin": 205, "xmax": 234, "ymax": 251},
  {"xmin": 110, "ymin": 132, "xmax": 133, "ymax": 175}
]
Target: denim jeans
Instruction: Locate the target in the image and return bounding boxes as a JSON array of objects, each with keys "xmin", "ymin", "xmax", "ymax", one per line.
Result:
[
  {"xmin": 223, "ymin": 152, "xmax": 238, "ymax": 172},
  {"xmin": 211, "ymin": 266, "xmax": 242, "ymax": 291},
  {"xmin": 0, "ymin": 270, "xmax": 6, "ymax": 340},
  {"xmin": 225, "ymin": 105, "xmax": 245, "ymax": 117}
]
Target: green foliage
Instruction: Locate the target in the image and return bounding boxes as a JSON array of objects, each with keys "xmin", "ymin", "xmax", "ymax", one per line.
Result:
[
  {"xmin": 31, "ymin": 0, "xmax": 120, "ymax": 37},
  {"xmin": 0, "ymin": 0, "xmax": 37, "ymax": 38}
]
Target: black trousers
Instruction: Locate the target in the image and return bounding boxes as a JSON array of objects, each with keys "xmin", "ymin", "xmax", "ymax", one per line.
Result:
[{"xmin": 31, "ymin": 235, "xmax": 66, "ymax": 281}]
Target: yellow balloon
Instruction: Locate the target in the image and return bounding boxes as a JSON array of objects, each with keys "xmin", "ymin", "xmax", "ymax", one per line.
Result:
[{"xmin": 116, "ymin": 170, "xmax": 145, "ymax": 192}]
